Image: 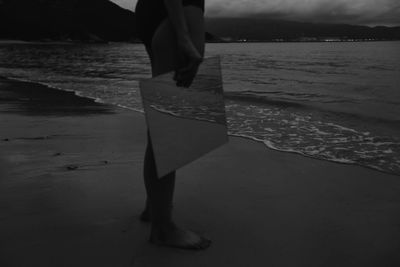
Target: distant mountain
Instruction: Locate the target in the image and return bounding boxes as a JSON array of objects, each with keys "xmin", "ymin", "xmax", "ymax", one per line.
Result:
[
  {"xmin": 1, "ymin": 1, "xmax": 399, "ymax": 43},
  {"xmin": 0, "ymin": 0, "xmax": 137, "ymax": 42},
  {"xmin": 205, "ymin": 18, "xmax": 400, "ymax": 41}
]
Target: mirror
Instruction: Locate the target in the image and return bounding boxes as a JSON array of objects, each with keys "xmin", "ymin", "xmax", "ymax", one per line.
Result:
[{"xmin": 139, "ymin": 56, "xmax": 228, "ymax": 178}]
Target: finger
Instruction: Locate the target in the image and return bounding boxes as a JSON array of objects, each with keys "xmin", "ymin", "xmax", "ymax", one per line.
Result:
[
  {"xmin": 175, "ymin": 72, "xmax": 185, "ymax": 87},
  {"xmin": 176, "ymin": 76, "xmax": 190, "ymax": 88},
  {"xmin": 175, "ymin": 69, "xmax": 191, "ymax": 87},
  {"xmin": 178, "ymin": 63, "xmax": 199, "ymax": 79},
  {"xmin": 182, "ymin": 72, "xmax": 196, "ymax": 88},
  {"xmin": 176, "ymin": 73, "xmax": 186, "ymax": 87},
  {"xmin": 178, "ymin": 57, "xmax": 201, "ymax": 74},
  {"xmin": 176, "ymin": 58, "xmax": 201, "ymax": 87}
]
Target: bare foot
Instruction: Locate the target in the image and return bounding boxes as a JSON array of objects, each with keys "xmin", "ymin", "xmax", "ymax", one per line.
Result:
[{"xmin": 150, "ymin": 222, "xmax": 211, "ymax": 250}]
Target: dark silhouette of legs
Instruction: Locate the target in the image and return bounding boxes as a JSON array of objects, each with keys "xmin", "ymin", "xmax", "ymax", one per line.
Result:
[
  {"xmin": 142, "ymin": 131, "xmax": 175, "ymax": 225},
  {"xmin": 140, "ymin": 6, "xmax": 210, "ymax": 249}
]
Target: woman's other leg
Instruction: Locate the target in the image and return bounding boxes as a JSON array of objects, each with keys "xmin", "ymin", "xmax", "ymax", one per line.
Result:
[
  {"xmin": 143, "ymin": 130, "xmax": 175, "ymax": 224},
  {"xmin": 141, "ymin": 38, "xmax": 177, "ymax": 221}
]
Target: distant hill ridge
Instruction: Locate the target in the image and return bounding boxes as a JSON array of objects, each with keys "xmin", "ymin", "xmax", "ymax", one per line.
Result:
[
  {"xmin": 205, "ymin": 18, "xmax": 400, "ymax": 41},
  {"xmin": 0, "ymin": 0, "xmax": 399, "ymax": 42},
  {"xmin": 0, "ymin": 0, "xmax": 137, "ymax": 41}
]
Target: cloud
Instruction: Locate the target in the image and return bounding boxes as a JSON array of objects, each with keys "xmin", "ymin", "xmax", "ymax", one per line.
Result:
[
  {"xmin": 205, "ymin": 0, "xmax": 400, "ymax": 25},
  {"xmin": 111, "ymin": 0, "xmax": 400, "ymax": 26}
]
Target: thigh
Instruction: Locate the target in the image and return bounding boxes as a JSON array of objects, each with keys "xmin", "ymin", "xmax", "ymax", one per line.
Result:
[{"xmin": 150, "ymin": 6, "xmax": 205, "ymax": 77}]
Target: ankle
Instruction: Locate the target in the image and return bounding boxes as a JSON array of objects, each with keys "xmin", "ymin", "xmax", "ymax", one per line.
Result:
[
  {"xmin": 152, "ymin": 219, "xmax": 175, "ymax": 230},
  {"xmin": 149, "ymin": 203, "xmax": 173, "ymax": 225}
]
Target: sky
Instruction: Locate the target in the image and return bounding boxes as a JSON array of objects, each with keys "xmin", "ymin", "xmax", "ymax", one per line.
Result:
[{"xmin": 110, "ymin": 0, "xmax": 400, "ymax": 26}]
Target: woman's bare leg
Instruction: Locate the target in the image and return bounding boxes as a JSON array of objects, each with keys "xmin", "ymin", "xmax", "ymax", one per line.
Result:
[{"xmin": 142, "ymin": 6, "xmax": 209, "ymax": 249}]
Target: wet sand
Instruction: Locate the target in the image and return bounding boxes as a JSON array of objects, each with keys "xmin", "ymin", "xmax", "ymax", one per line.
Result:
[{"xmin": 1, "ymin": 78, "xmax": 399, "ymax": 267}]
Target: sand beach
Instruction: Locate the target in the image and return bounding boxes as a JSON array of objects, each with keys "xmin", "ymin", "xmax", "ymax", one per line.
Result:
[{"xmin": 1, "ymin": 77, "xmax": 400, "ymax": 267}]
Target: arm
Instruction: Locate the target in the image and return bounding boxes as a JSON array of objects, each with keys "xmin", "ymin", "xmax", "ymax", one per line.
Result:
[
  {"xmin": 163, "ymin": 0, "xmax": 203, "ymax": 87},
  {"xmin": 163, "ymin": 0, "xmax": 191, "ymax": 43}
]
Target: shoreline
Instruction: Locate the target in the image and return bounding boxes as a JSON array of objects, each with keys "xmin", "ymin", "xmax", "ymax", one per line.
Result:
[
  {"xmin": 2, "ymin": 39, "xmax": 400, "ymax": 46},
  {"xmin": 1, "ymin": 77, "xmax": 400, "ymax": 266},
  {"xmin": 1, "ymin": 76, "xmax": 398, "ymax": 177},
  {"xmin": 229, "ymin": 133, "xmax": 400, "ymax": 177}
]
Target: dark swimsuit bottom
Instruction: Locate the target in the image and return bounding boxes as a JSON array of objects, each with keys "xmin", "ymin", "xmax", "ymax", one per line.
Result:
[{"xmin": 135, "ymin": 0, "xmax": 205, "ymax": 50}]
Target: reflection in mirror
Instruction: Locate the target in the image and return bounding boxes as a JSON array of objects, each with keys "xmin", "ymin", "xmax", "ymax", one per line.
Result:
[{"xmin": 140, "ymin": 56, "xmax": 228, "ymax": 178}]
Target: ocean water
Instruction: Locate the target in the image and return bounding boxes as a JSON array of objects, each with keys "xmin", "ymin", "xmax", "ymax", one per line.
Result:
[
  {"xmin": 0, "ymin": 41, "xmax": 399, "ymax": 175},
  {"xmin": 141, "ymin": 57, "xmax": 226, "ymax": 125}
]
